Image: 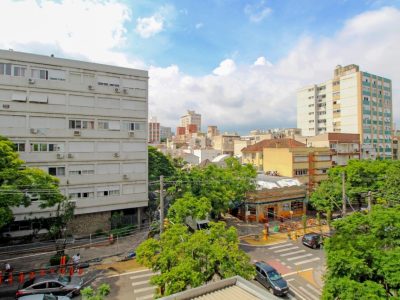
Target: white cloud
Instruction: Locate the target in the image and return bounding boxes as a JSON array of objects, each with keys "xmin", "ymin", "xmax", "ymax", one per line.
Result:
[
  {"xmin": 149, "ymin": 7, "xmax": 400, "ymax": 132},
  {"xmin": 244, "ymin": 1, "xmax": 272, "ymax": 23},
  {"xmin": 0, "ymin": 0, "xmax": 146, "ymax": 69},
  {"xmin": 195, "ymin": 23, "xmax": 204, "ymax": 29},
  {"xmin": 136, "ymin": 15, "xmax": 164, "ymax": 38},
  {"xmin": 253, "ymin": 56, "xmax": 273, "ymax": 67},
  {"xmin": 212, "ymin": 59, "xmax": 237, "ymax": 76}
]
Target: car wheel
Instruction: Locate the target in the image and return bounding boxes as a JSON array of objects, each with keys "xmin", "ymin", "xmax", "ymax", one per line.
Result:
[{"xmin": 312, "ymin": 243, "xmax": 317, "ymax": 249}]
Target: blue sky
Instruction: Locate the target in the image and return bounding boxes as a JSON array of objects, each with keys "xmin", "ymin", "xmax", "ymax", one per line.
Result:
[{"xmin": 0, "ymin": 0, "xmax": 399, "ymax": 133}]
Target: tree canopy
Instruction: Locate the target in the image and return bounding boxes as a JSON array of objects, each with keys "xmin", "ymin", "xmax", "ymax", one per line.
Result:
[
  {"xmin": 136, "ymin": 222, "xmax": 255, "ymax": 298},
  {"xmin": 322, "ymin": 205, "xmax": 400, "ymax": 299},
  {"xmin": 169, "ymin": 157, "xmax": 256, "ymax": 217},
  {"xmin": 148, "ymin": 146, "xmax": 177, "ymax": 184},
  {"xmin": 309, "ymin": 160, "xmax": 400, "ymax": 214},
  {"xmin": 0, "ymin": 137, "xmax": 64, "ymax": 229}
]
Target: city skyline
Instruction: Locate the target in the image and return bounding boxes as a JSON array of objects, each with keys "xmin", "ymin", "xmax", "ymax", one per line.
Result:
[{"xmin": 0, "ymin": 0, "xmax": 399, "ymax": 133}]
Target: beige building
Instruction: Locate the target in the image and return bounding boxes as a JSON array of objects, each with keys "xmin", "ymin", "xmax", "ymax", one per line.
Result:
[
  {"xmin": 212, "ymin": 133, "xmax": 241, "ymax": 155},
  {"xmin": 180, "ymin": 110, "xmax": 201, "ymax": 133},
  {"xmin": 148, "ymin": 117, "xmax": 160, "ymax": 144},
  {"xmin": 0, "ymin": 50, "xmax": 148, "ymax": 234},
  {"xmin": 297, "ymin": 64, "xmax": 393, "ymax": 159},
  {"xmin": 295, "ymin": 133, "xmax": 360, "ymax": 166}
]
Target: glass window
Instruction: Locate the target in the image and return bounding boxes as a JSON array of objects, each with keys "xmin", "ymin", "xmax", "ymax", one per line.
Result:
[
  {"xmin": 32, "ymin": 283, "xmax": 47, "ymax": 289},
  {"xmin": 0, "ymin": 63, "xmax": 12, "ymax": 75}
]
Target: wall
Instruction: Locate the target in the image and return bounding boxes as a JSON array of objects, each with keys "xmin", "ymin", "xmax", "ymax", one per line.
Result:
[{"xmin": 263, "ymin": 148, "xmax": 293, "ymax": 176}]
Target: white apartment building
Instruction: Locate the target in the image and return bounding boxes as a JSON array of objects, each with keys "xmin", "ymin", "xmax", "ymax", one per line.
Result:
[
  {"xmin": 0, "ymin": 50, "xmax": 148, "ymax": 234},
  {"xmin": 297, "ymin": 64, "xmax": 393, "ymax": 159}
]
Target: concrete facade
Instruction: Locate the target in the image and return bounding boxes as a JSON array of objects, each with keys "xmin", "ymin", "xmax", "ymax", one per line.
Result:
[
  {"xmin": 180, "ymin": 110, "xmax": 201, "ymax": 133},
  {"xmin": 0, "ymin": 50, "xmax": 148, "ymax": 229},
  {"xmin": 297, "ymin": 64, "xmax": 393, "ymax": 159}
]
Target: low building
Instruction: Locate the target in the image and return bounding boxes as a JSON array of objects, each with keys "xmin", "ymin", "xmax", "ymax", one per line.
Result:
[
  {"xmin": 393, "ymin": 130, "xmax": 400, "ymax": 160},
  {"xmin": 242, "ymin": 175, "xmax": 307, "ymax": 222},
  {"xmin": 295, "ymin": 133, "xmax": 360, "ymax": 166},
  {"xmin": 212, "ymin": 133, "xmax": 241, "ymax": 155},
  {"xmin": 160, "ymin": 126, "xmax": 173, "ymax": 141}
]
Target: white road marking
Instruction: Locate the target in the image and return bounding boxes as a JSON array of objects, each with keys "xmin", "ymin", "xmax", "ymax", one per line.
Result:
[
  {"xmin": 286, "ymin": 278, "xmax": 295, "ymax": 282},
  {"xmin": 299, "ymin": 286, "xmax": 320, "ymax": 300},
  {"xmin": 131, "ymin": 280, "xmax": 150, "ymax": 287},
  {"xmin": 280, "ymin": 250, "xmax": 306, "ymax": 257},
  {"xmin": 282, "ymin": 268, "xmax": 313, "ymax": 277},
  {"xmin": 134, "ymin": 286, "xmax": 156, "ymax": 293},
  {"xmin": 268, "ymin": 243, "xmax": 293, "ymax": 250},
  {"xmin": 274, "ymin": 246, "xmax": 299, "ymax": 253},
  {"xmin": 287, "ymin": 283, "xmax": 307, "ymax": 300},
  {"xmin": 294, "ymin": 257, "xmax": 321, "ymax": 265},
  {"xmin": 307, "ymin": 283, "xmax": 322, "ymax": 296},
  {"xmin": 130, "ymin": 273, "xmax": 154, "ymax": 280},
  {"xmin": 106, "ymin": 269, "xmax": 149, "ymax": 278},
  {"xmin": 287, "ymin": 254, "xmax": 313, "ymax": 261}
]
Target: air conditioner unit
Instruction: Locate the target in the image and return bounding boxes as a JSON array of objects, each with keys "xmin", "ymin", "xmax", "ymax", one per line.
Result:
[
  {"xmin": 123, "ymin": 174, "xmax": 129, "ymax": 179},
  {"xmin": 113, "ymin": 152, "xmax": 120, "ymax": 158},
  {"xmin": 2, "ymin": 104, "xmax": 10, "ymax": 109},
  {"xmin": 28, "ymin": 78, "xmax": 35, "ymax": 84},
  {"xmin": 68, "ymin": 153, "xmax": 74, "ymax": 158},
  {"xmin": 57, "ymin": 153, "xmax": 64, "ymax": 159},
  {"xmin": 114, "ymin": 87, "xmax": 120, "ymax": 93},
  {"xmin": 73, "ymin": 130, "xmax": 81, "ymax": 136},
  {"xmin": 129, "ymin": 131, "xmax": 135, "ymax": 137},
  {"xmin": 69, "ymin": 200, "xmax": 77, "ymax": 207},
  {"xmin": 88, "ymin": 85, "xmax": 94, "ymax": 90},
  {"xmin": 123, "ymin": 88, "xmax": 128, "ymax": 94},
  {"xmin": 30, "ymin": 128, "xmax": 38, "ymax": 134}
]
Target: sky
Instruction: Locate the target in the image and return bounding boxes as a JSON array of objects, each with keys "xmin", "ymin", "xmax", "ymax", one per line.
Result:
[{"xmin": 1, "ymin": 0, "xmax": 399, "ymax": 134}]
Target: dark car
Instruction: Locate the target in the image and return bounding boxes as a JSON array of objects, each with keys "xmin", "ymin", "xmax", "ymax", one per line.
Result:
[
  {"xmin": 302, "ymin": 232, "xmax": 323, "ymax": 249},
  {"xmin": 255, "ymin": 261, "xmax": 289, "ymax": 296},
  {"xmin": 16, "ymin": 274, "xmax": 83, "ymax": 298}
]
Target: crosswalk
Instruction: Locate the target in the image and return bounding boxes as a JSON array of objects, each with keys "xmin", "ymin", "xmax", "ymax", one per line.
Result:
[
  {"xmin": 130, "ymin": 269, "xmax": 157, "ymax": 300},
  {"xmin": 266, "ymin": 242, "xmax": 323, "ymax": 299}
]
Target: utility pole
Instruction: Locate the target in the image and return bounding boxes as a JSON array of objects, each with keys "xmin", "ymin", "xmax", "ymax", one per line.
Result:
[
  {"xmin": 160, "ymin": 175, "xmax": 164, "ymax": 234},
  {"xmin": 342, "ymin": 172, "xmax": 346, "ymax": 216}
]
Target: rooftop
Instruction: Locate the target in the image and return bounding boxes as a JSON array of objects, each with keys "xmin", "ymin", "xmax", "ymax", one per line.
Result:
[{"xmin": 242, "ymin": 138, "xmax": 306, "ymax": 152}]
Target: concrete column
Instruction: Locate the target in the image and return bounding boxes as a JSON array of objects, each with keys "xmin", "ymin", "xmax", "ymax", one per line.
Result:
[
  {"xmin": 137, "ymin": 207, "xmax": 142, "ymax": 229},
  {"xmin": 256, "ymin": 205, "xmax": 260, "ymax": 223}
]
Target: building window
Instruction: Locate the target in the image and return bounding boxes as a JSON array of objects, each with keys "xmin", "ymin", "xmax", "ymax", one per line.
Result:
[
  {"xmin": 31, "ymin": 69, "xmax": 48, "ymax": 80},
  {"xmin": 69, "ymin": 169, "xmax": 95, "ymax": 176},
  {"xmin": 294, "ymin": 169, "xmax": 308, "ymax": 176},
  {"xmin": 14, "ymin": 143, "xmax": 26, "ymax": 152},
  {"xmin": 97, "ymin": 188, "xmax": 120, "ymax": 197},
  {"xmin": 123, "ymin": 121, "xmax": 145, "ymax": 131},
  {"xmin": 0, "ymin": 63, "xmax": 12, "ymax": 75},
  {"xmin": 48, "ymin": 167, "xmax": 66, "ymax": 176},
  {"xmin": 13, "ymin": 65, "xmax": 26, "ymax": 77},
  {"xmin": 69, "ymin": 192, "xmax": 94, "ymax": 199},
  {"xmin": 69, "ymin": 119, "xmax": 94, "ymax": 129},
  {"xmin": 291, "ymin": 201, "xmax": 303, "ymax": 211},
  {"xmin": 30, "ymin": 143, "xmax": 64, "ymax": 152}
]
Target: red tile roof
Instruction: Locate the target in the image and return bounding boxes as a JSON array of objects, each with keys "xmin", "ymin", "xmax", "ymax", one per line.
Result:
[{"xmin": 242, "ymin": 138, "xmax": 306, "ymax": 152}]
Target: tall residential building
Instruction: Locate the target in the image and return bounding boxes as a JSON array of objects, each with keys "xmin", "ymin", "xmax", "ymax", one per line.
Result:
[
  {"xmin": 160, "ymin": 126, "xmax": 172, "ymax": 140},
  {"xmin": 0, "ymin": 50, "xmax": 148, "ymax": 235},
  {"xmin": 180, "ymin": 110, "xmax": 201, "ymax": 133},
  {"xmin": 148, "ymin": 117, "xmax": 160, "ymax": 144},
  {"xmin": 297, "ymin": 64, "xmax": 393, "ymax": 159}
]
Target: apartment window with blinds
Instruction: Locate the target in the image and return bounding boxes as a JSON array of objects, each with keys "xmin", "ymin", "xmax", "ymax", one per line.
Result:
[
  {"xmin": 14, "ymin": 143, "xmax": 26, "ymax": 152},
  {"xmin": 97, "ymin": 188, "xmax": 120, "ymax": 197},
  {"xmin": 123, "ymin": 121, "xmax": 145, "ymax": 131},
  {"xmin": 69, "ymin": 192, "xmax": 94, "ymax": 199},
  {"xmin": 69, "ymin": 119, "xmax": 94, "ymax": 129},
  {"xmin": 31, "ymin": 69, "xmax": 48, "ymax": 80}
]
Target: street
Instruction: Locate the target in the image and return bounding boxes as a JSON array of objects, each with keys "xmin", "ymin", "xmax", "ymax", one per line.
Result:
[{"xmin": 241, "ymin": 239, "xmax": 325, "ymax": 300}]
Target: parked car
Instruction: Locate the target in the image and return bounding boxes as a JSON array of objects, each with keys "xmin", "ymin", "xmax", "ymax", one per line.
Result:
[
  {"xmin": 302, "ymin": 232, "xmax": 323, "ymax": 249},
  {"xmin": 16, "ymin": 274, "xmax": 83, "ymax": 298},
  {"xmin": 19, "ymin": 294, "xmax": 71, "ymax": 300},
  {"xmin": 254, "ymin": 261, "xmax": 289, "ymax": 296}
]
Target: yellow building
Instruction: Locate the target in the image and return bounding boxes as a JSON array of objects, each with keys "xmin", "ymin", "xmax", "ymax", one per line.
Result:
[{"xmin": 242, "ymin": 138, "xmax": 332, "ymax": 191}]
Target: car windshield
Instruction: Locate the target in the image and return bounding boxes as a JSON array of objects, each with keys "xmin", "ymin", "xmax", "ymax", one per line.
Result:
[
  {"xmin": 44, "ymin": 295, "xmax": 57, "ymax": 300},
  {"xmin": 267, "ymin": 270, "xmax": 282, "ymax": 281},
  {"xmin": 57, "ymin": 275, "xmax": 70, "ymax": 284}
]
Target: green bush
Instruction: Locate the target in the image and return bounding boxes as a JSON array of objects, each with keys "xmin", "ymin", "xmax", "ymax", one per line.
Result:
[
  {"xmin": 109, "ymin": 225, "xmax": 136, "ymax": 237},
  {"xmin": 50, "ymin": 253, "xmax": 70, "ymax": 266}
]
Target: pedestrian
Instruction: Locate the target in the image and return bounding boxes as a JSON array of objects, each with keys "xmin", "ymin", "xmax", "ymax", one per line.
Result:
[
  {"xmin": 4, "ymin": 262, "xmax": 12, "ymax": 281},
  {"xmin": 72, "ymin": 253, "xmax": 80, "ymax": 271}
]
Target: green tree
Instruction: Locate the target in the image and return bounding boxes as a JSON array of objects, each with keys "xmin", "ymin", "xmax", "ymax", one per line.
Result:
[
  {"xmin": 148, "ymin": 146, "xmax": 177, "ymax": 183},
  {"xmin": 167, "ymin": 193, "xmax": 211, "ymax": 224},
  {"xmin": 169, "ymin": 157, "xmax": 256, "ymax": 218},
  {"xmin": 322, "ymin": 205, "xmax": 400, "ymax": 299},
  {"xmin": 136, "ymin": 222, "xmax": 255, "ymax": 297},
  {"xmin": 81, "ymin": 283, "xmax": 111, "ymax": 300},
  {"xmin": 0, "ymin": 137, "xmax": 64, "ymax": 229}
]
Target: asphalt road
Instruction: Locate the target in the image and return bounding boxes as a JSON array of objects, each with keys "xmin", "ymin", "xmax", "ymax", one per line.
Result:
[{"xmin": 241, "ymin": 238, "xmax": 325, "ymax": 300}]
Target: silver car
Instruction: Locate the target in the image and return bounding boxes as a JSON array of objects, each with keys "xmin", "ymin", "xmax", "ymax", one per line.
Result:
[
  {"xmin": 19, "ymin": 294, "xmax": 71, "ymax": 300},
  {"xmin": 16, "ymin": 274, "xmax": 83, "ymax": 298}
]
